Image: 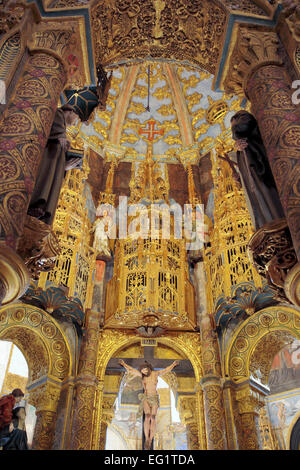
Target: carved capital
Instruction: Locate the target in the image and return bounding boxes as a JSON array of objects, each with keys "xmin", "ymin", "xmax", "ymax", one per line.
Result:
[
  {"xmin": 102, "ymin": 393, "xmax": 117, "ymax": 425},
  {"xmin": 223, "ymin": 26, "xmax": 283, "ymax": 97},
  {"xmin": 27, "ymin": 21, "xmax": 76, "ymax": 68},
  {"xmin": 281, "ymin": 0, "xmax": 300, "ymax": 43},
  {"xmin": 236, "ymin": 386, "xmax": 264, "ymax": 416},
  {"xmin": 29, "ymin": 381, "xmax": 61, "ymax": 413},
  {"xmin": 16, "ymin": 215, "xmax": 61, "ymax": 280},
  {"xmin": 248, "ymin": 218, "xmax": 298, "ymax": 302}
]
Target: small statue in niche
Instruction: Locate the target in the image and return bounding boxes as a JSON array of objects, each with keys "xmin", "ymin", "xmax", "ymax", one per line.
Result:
[
  {"xmin": 230, "ymin": 110, "xmax": 285, "ymax": 231},
  {"xmin": 91, "ymin": 208, "xmax": 114, "ymax": 260}
]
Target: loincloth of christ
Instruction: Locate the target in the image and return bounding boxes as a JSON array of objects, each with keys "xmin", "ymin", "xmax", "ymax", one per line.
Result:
[{"xmin": 137, "ymin": 393, "xmax": 160, "ymax": 417}]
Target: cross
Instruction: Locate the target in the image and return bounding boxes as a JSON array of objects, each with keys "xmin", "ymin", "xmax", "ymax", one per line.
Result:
[
  {"xmin": 106, "ymin": 345, "xmax": 193, "ymax": 451},
  {"xmin": 138, "ymin": 119, "xmax": 164, "ymax": 143},
  {"xmin": 106, "ymin": 346, "xmax": 194, "ymax": 376}
]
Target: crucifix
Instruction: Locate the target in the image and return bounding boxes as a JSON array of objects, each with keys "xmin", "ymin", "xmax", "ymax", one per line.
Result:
[{"xmin": 106, "ymin": 345, "xmax": 194, "ymax": 450}]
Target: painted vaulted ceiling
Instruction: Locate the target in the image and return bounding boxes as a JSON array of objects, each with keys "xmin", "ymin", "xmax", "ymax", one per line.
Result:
[{"xmin": 26, "ymin": 0, "xmax": 282, "ymax": 164}]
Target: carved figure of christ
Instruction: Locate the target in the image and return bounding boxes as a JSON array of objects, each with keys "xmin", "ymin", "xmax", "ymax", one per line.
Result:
[{"xmin": 119, "ymin": 358, "xmax": 179, "ymax": 450}]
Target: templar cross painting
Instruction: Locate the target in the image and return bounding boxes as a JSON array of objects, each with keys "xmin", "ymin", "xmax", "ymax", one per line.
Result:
[{"xmin": 138, "ymin": 119, "xmax": 164, "ymax": 143}]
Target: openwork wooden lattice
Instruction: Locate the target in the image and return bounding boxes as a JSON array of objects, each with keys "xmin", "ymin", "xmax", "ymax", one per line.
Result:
[
  {"xmin": 204, "ymin": 147, "xmax": 262, "ymax": 312},
  {"xmin": 105, "ymin": 230, "xmax": 195, "ymax": 330},
  {"xmin": 38, "ymin": 155, "xmax": 96, "ymax": 309}
]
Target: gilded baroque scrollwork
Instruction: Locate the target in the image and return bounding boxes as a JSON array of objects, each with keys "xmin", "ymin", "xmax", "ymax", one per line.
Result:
[{"xmin": 91, "ymin": 0, "xmax": 227, "ymax": 73}]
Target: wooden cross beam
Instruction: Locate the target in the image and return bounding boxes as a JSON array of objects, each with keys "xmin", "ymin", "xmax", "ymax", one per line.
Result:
[{"xmin": 106, "ymin": 346, "xmax": 194, "ymax": 376}]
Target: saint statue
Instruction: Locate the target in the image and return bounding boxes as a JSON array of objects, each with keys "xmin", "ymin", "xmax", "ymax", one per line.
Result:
[
  {"xmin": 230, "ymin": 110, "xmax": 285, "ymax": 230},
  {"xmin": 91, "ymin": 210, "xmax": 113, "ymax": 260},
  {"xmin": 0, "ymin": 388, "xmax": 28, "ymax": 450},
  {"xmin": 119, "ymin": 359, "xmax": 179, "ymax": 450},
  {"xmin": 27, "ymin": 104, "xmax": 82, "ymax": 225}
]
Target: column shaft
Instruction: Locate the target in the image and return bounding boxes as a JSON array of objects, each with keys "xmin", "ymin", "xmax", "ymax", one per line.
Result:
[
  {"xmin": 246, "ymin": 64, "xmax": 300, "ymax": 259},
  {"xmin": 70, "ymin": 310, "xmax": 100, "ymax": 450}
]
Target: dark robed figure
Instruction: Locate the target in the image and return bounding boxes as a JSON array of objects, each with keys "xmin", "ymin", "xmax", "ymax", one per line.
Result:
[
  {"xmin": 231, "ymin": 110, "xmax": 285, "ymax": 230},
  {"xmin": 28, "ymin": 104, "xmax": 80, "ymax": 225}
]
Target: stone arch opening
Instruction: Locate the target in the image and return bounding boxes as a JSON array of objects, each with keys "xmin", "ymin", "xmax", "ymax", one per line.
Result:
[
  {"xmin": 94, "ymin": 331, "xmax": 204, "ymax": 450},
  {"xmin": 226, "ymin": 306, "xmax": 300, "ymax": 383},
  {"xmin": 0, "ymin": 303, "xmax": 73, "ymax": 449},
  {"xmin": 225, "ymin": 305, "xmax": 300, "ymax": 450}
]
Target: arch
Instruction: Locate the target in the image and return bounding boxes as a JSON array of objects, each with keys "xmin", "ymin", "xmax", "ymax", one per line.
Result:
[
  {"xmin": 95, "ymin": 330, "xmax": 203, "ymax": 382},
  {"xmin": 225, "ymin": 305, "xmax": 300, "ymax": 383},
  {"xmin": 94, "ymin": 330, "xmax": 204, "ymax": 450},
  {"xmin": 0, "ymin": 303, "xmax": 73, "ymax": 385}
]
